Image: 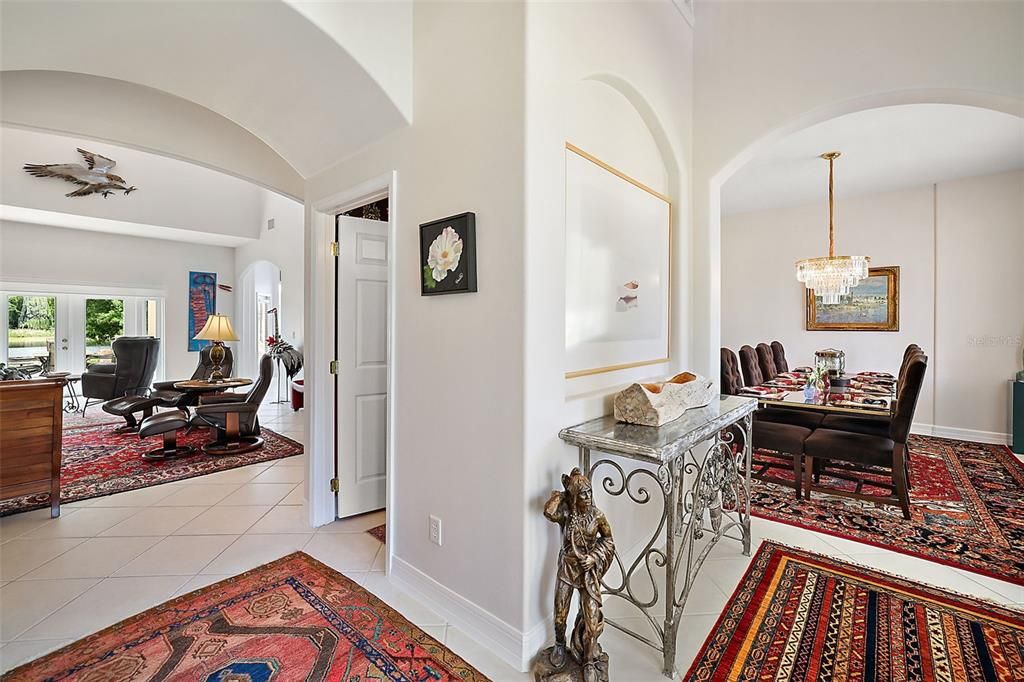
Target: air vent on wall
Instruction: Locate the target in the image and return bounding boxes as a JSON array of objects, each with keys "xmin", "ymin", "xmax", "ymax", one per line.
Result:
[{"xmin": 267, "ymin": 218, "xmax": 276, "ymax": 231}]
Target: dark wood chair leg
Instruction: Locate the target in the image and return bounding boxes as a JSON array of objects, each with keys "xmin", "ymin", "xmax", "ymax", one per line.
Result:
[
  {"xmin": 803, "ymin": 455, "xmax": 814, "ymax": 501},
  {"xmin": 792, "ymin": 451, "xmax": 802, "ymax": 499},
  {"xmin": 893, "ymin": 444, "xmax": 911, "ymax": 520}
]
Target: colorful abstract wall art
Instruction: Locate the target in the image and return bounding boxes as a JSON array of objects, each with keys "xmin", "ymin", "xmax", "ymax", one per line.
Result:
[{"xmin": 188, "ymin": 271, "xmax": 217, "ymax": 351}]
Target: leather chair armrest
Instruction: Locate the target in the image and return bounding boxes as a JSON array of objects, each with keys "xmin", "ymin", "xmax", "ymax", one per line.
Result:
[
  {"xmin": 152, "ymin": 380, "xmax": 178, "ymax": 390},
  {"xmin": 195, "ymin": 402, "xmax": 258, "ymax": 416},
  {"xmin": 80, "ymin": 372, "xmax": 116, "ymax": 400},
  {"xmin": 89, "ymin": 362, "xmax": 117, "ymax": 375}
]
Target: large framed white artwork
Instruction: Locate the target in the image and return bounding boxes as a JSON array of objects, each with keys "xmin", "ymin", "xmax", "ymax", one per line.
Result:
[{"xmin": 564, "ymin": 142, "xmax": 672, "ymax": 379}]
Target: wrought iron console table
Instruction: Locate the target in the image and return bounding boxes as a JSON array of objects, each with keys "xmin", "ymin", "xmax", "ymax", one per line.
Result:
[{"xmin": 558, "ymin": 395, "xmax": 757, "ymax": 677}]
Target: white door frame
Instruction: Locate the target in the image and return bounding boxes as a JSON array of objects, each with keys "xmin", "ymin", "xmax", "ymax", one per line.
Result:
[{"xmin": 307, "ymin": 171, "xmax": 398, "ymax": 573}]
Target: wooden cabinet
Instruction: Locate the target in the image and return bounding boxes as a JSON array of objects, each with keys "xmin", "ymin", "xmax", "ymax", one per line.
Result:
[{"xmin": 0, "ymin": 377, "xmax": 65, "ymax": 517}]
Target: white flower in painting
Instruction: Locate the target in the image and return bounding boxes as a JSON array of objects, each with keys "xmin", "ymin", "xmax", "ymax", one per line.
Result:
[{"xmin": 427, "ymin": 226, "xmax": 463, "ymax": 282}]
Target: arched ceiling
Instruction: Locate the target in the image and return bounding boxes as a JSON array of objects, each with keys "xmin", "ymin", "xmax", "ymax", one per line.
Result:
[
  {"xmin": 723, "ymin": 104, "xmax": 1024, "ymax": 215},
  {"xmin": 2, "ymin": 71, "xmax": 304, "ymax": 199},
  {"xmin": 0, "ymin": 0, "xmax": 412, "ymax": 179}
]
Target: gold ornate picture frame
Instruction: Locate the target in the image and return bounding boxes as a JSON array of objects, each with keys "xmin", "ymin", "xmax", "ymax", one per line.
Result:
[{"xmin": 806, "ymin": 266, "xmax": 900, "ymax": 332}]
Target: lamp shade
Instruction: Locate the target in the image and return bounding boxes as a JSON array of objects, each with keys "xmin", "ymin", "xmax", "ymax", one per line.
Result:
[{"xmin": 193, "ymin": 313, "xmax": 239, "ymax": 342}]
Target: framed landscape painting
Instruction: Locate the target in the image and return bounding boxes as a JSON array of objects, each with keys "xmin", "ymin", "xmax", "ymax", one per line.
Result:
[{"xmin": 806, "ymin": 265, "xmax": 899, "ymax": 331}]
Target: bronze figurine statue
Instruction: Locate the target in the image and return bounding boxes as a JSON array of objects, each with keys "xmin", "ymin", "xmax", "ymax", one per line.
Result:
[{"xmin": 533, "ymin": 468, "xmax": 615, "ymax": 682}]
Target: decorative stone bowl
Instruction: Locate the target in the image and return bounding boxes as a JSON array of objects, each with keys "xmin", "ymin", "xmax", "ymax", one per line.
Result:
[{"xmin": 613, "ymin": 372, "xmax": 716, "ymax": 427}]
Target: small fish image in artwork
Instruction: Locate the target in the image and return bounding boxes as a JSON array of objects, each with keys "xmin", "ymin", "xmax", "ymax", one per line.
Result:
[
  {"xmin": 616, "ymin": 294, "xmax": 639, "ymax": 312},
  {"xmin": 616, "ymin": 280, "xmax": 640, "ymax": 311}
]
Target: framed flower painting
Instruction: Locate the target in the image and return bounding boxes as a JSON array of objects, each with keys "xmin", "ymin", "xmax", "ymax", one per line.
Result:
[{"xmin": 419, "ymin": 212, "xmax": 477, "ymax": 296}]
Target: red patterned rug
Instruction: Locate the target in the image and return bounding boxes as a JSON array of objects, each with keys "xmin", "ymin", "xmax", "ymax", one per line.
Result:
[
  {"xmin": 750, "ymin": 434, "xmax": 1024, "ymax": 585},
  {"xmin": 367, "ymin": 523, "xmax": 386, "ymax": 544},
  {"xmin": 5, "ymin": 552, "xmax": 487, "ymax": 681},
  {"xmin": 684, "ymin": 542, "xmax": 1024, "ymax": 681},
  {"xmin": 0, "ymin": 423, "xmax": 303, "ymax": 516}
]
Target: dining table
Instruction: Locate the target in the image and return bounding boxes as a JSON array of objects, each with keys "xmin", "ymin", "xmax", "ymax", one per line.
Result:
[{"xmin": 743, "ymin": 368, "xmax": 896, "ymax": 419}]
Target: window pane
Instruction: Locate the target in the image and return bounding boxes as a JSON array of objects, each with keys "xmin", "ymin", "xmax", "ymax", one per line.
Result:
[
  {"xmin": 85, "ymin": 298, "xmax": 124, "ymax": 366},
  {"xmin": 7, "ymin": 295, "xmax": 56, "ymax": 373}
]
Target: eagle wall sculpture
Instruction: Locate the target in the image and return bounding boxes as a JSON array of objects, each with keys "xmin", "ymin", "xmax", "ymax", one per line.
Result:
[{"xmin": 24, "ymin": 148, "xmax": 138, "ymax": 198}]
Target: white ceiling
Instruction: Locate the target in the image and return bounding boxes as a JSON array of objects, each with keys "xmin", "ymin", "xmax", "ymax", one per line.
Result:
[
  {"xmin": 0, "ymin": 1, "xmax": 411, "ymax": 178},
  {"xmin": 722, "ymin": 104, "xmax": 1024, "ymax": 215}
]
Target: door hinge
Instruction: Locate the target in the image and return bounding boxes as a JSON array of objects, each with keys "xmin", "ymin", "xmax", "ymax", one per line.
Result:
[
  {"xmin": 329, "ymin": 360, "xmax": 338, "ymax": 374},
  {"xmin": 330, "ymin": 478, "xmax": 339, "ymax": 493},
  {"xmin": 330, "ymin": 241, "xmax": 340, "ymax": 257}
]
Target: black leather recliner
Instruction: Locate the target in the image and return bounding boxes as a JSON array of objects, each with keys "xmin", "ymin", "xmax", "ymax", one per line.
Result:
[
  {"xmin": 80, "ymin": 336, "xmax": 160, "ymax": 413},
  {"xmin": 151, "ymin": 346, "xmax": 234, "ymax": 409},
  {"xmin": 192, "ymin": 354, "xmax": 273, "ymax": 454}
]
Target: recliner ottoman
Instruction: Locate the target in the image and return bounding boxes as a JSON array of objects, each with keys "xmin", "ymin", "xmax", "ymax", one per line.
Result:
[
  {"xmin": 138, "ymin": 410, "xmax": 194, "ymax": 460},
  {"xmin": 102, "ymin": 394, "xmax": 163, "ymax": 433}
]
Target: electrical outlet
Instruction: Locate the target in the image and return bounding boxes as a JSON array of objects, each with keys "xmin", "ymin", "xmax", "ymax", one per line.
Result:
[{"xmin": 429, "ymin": 515, "xmax": 442, "ymax": 546}]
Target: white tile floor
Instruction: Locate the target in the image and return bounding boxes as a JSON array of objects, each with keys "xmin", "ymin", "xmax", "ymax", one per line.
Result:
[{"xmin": 1, "ymin": 404, "xmax": 1021, "ymax": 680}]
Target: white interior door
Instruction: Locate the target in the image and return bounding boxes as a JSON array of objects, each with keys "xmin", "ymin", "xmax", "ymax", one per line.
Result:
[{"xmin": 336, "ymin": 215, "xmax": 389, "ymax": 518}]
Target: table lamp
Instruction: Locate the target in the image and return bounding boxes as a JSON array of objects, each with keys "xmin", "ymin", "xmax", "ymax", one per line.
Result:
[{"xmin": 192, "ymin": 313, "xmax": 239, "ymax": 382}]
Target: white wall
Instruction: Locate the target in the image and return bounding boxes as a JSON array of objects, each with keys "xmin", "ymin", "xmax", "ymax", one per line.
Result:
[
  {"xmin": 934, "ymin": 171, "xmax": 1024, "ymax": 441},
  {"xmin": 722, "ymin": 169, "xmax": 1024, "ymax": 442},
  {"xmin": 693, "ymin": 0, "xmax": 1024, "ymax": 381},
  {"xmin": 304, "ymin": 2, "xmax": 693, "ymax": 667},
  {"xmin": 1, "ymin": 127, "xmax": 265, "ymax": 244},
  {"xmin": 522, "ymin": 0, "xmax": 694, "ymax": 645},
  {"xmin": 0, "ymin": 220, "xmax": 235, "ymax": 380},
  {"xmin": 235, "ymin": 192, "xmax": 305, "ymax": 380},
  {"xmin": 304, "ymin": 0, "xmax": 527, "ymax": 642}
]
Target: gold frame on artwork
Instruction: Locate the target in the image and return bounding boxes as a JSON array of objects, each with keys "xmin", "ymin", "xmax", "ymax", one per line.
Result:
[
  {"xmin": 806, "ymin": 265, "xmax": 900, "ymax": 332},
  {"xmin": 564, "ymin": 142, "xmax": 673, "ymax": 379}
]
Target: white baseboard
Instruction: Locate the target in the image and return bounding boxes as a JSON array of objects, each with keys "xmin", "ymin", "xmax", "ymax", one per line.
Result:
[
  {"xmin": 390, "ymin": 555, "xmax": 533, "ymax": 672},
  {"xmin": 912, "ymin": 423, "xmax": 1010, "ymax": 446}
]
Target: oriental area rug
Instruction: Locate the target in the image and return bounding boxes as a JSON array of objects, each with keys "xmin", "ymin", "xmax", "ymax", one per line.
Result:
[
  {"xmin": 684, "ymin": 542, "xmax": 1024, "ymax": 681},
  {"xmin": 749, "ymin": 434, "xmax": 1024, "ymax": 585},
  {"xmin": 367, "ymin": 523, "xmax": 387, "ymax": 543},
  {"xmin": 4, "ymin": 552, "xmax": 487, "ymax": 682},
  {"xmin": 0, "ymin": 423, "xmax": 303, "ymax": 516}
]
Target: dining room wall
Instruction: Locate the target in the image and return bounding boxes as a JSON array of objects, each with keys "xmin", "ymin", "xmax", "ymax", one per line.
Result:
[{"xmin": 721, "ymin": 168, "xmax": 1023, "ymax": 443}]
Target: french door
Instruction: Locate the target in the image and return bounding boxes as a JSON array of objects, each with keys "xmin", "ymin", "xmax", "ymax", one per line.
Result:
[{"xmin": 2, "ymin": 289, "xmax": 164, "ymax": 378}]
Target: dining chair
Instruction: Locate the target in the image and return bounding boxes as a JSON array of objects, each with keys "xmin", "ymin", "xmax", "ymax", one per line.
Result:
[
  {"xmin": 802, "ymin": 352, "xmax": 928, "ymax": 519},
  {"xmin": 723, "ymin": 347, "xmax": 813, "ymax": 498},
  {"xmin": 770, "ymin": 341, "xmax": 789, "ymax": 373},
  {"xmin": 755, "ymin": 343, "xmax": 777, "ymax": 381},
  {"xmin": 819, "ymin": 344, "xmax": 923, "ymax": 438},
  {"xmin": 738, "ymin": 345, "xmax": 764, "ymax": 388}
]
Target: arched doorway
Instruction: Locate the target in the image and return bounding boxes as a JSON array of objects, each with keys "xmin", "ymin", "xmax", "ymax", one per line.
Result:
[
  {"xmin": 703, "ymin": 89, "xmax": 1024, "ymax": 377},
  {"xmin": 237, "ymin": 259, "xmax": 282, "ymax": 391}
]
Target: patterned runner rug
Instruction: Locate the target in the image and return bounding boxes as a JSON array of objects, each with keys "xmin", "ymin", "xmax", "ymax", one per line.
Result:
[
  {"xmin": 750, "ymin": 434, "xmax": 1024, "ymax": 585},
  {"xmin": 4, "ymin": 552, "xmax": 487, "ymax": 681},
  {"xmin": 684, "ymin": 542, "xmax": 1024, "ymax": 681},
  {"xmin": 0, "ymin": 423, "xmax": 303, "ymax": 516}
]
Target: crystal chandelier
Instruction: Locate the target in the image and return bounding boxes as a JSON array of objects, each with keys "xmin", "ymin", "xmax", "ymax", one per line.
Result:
[{"xmin": 795, "ymin": 152, "xmax": 869, "ymax": 305}]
